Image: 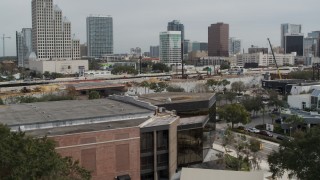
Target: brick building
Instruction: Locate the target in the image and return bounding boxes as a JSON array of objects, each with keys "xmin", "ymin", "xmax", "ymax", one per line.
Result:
[{"xmin": 1, "ymin": 93, "xmax": 216, "ymax": 180}]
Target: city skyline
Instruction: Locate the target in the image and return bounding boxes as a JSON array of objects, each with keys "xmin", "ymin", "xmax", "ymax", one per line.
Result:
[{"xmin": 1, "ymin": 0, "xmax": 320, "ymax": 56}]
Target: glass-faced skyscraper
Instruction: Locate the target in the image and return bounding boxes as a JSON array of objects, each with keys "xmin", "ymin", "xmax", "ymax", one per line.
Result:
[
  {"xmin": 16, "ymin": 28, "xmax": 33, "ymax": 67},
  {"xmin": 159, "ymin": 31, "xmax": 181, "ymax": 64},
  {"xmin": 86, "ymin": 15, "xmax": 113, "ymax": 58},
  {"xmin": 281, "ymin": 23, "xmax": 302, "ymax": 48},
  {"xmin": 167, "ymin": 20, "xmax": 184, "ymax": 42},
  {"xmin": 229, "ymin": 37, "xmax": 242, "ymax": 55}
]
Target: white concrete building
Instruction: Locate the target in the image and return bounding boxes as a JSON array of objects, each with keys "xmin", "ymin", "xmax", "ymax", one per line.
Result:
[
  {"xmin": 31, "ymin": 0, "xmax": 80, "ymax": 60},
  {"xmin": 236, "ymin": 52, "xmax": 296, "ymax": 67},
  {"xmin": 159, "ymin": 31, "xmax": 181, "ymax": 64},
  {"xmin": 288, "ymin": 94, "xmax": 311, "ymax": 110},
  {"xmin": 29, "ymin": 60, "xmax": 88, "ymax": 74}
]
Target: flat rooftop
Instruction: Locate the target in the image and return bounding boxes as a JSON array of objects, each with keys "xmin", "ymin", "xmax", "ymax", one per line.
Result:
[
  {"xmin": 27, "ymin": 118, "xmax": 148, "ymax": 137},
  {"xmin": 0, "ymin": 98, "xmax": 153, "ymax": 127},
  {"xmin": 141, "ymin": 113, "xmax": 179, "ymax": 128},
  {"xmin": 139, "ymin": 92, "xmax": 215, "ymax": 105},
  {"xmin": 179, "ymin": 115, "xmax": 208, "ymax": 126}
]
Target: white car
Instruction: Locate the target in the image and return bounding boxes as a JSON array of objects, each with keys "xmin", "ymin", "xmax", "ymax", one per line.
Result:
[{"xmin": 246, "ymin": 127, "xmax": 260, "ymax": 133}]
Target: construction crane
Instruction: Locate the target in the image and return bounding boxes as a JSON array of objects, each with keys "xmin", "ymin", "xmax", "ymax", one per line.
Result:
[{"xmin": 267, "ymin": 38, "xmax": 282, "ymax": 79}]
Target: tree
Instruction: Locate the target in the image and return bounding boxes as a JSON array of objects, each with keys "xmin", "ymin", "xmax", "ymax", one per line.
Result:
[
  {"xmin": 219, "ymin": 129, "xmax": 261, "ymax": 171},
  {"xmin": 43, "ymin": 71, "xmax": 51, "ymax": 79},
  {"xmin": 166, "ymin": 85, "xmax": 185, "ymax": 92},
  {"xmin": 111, "ymin": 66, "xmax": 138, "ymax": 75},
  {"xmin": 224, "ymin": 91, "xmax": 237, "ymax": 104},
  {"xmin": 206, "ymin": 79, "xmax": 219, "ymax": 92},
  {"xmin": 284, "ymin": 115, "xmax": 304, "ymax": 131},
  {"xmin": 0, "ymin": 98, "xmax": 4, "ymax": 105},
  {"xmin": 217, "ymin": 104, "xmax": 251, "ymax": 128},
  {"xmin": 192, "ymin": 83, "xmax": 209, "ymax": 93},
  {"xmin": 89, "ymin": 59, "xmax": 101, "ymax": 70},
  {"xmin": 0, "ymin": 124, "xmax": 91, "ymax": 179},
  {"xmin": 268, "ymin": 127, "xmax": 320, "ymax": 180},
  {"xmin": 242, "ymin": 96, "xmax": 263, "ymax": 117},
  {"xmin": 152, "ymin": 63, "xmax": 170, "ymax": 73},
  {"xmin": 231, "ymin": 81, "xmax": 245, "ymax": 94},
  {"xmin": 140, "ymin": 81, "xmax": 150, "ymax": 94},
  {"xmin": 287, "ymin": 70, "xmax": 313, "ymax": 80},
  {"xmin": 220, "ymin": 79, "xmax": 230, "ymax": 93},
  {"xmin": 220, "ymin": 61, "xmax": 230, "ymax": 70},
  {"xmin": 88, "ymin": 91, "xmax": 101, "ymax": 99},
  {"xmin": 149, "ymin": 82, "xmax": 168, "ymax": 93}
]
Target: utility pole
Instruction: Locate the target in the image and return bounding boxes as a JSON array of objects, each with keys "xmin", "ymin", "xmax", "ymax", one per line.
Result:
[
  {"xmin": 181, "ymin": 42, "xmax": 184, "ymax": 78},
  {"xmin": 2, "ymin": 34, "xmax": 11, "ymax": 57}
]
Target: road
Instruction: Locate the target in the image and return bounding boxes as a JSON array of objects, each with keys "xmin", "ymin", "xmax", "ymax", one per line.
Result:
[
  {"xmin": 214, "ymin": 128, "xmax": 279, "ymax": 161},
  {"xmin": 215, "ymin": 115, "xmax": 280, "ymax": 161}
]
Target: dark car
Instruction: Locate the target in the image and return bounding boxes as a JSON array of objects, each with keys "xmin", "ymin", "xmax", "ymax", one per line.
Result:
[
  {"xmin": 275, "ymin": 118, "xmax": 282, "ymax": 124},
  {"xmin": 259, "ymin": 130, "xmax": 273, "ymax": 137},
  {"xmin": 276, "ymin": 135, "xmax": 293, "ymax": 141}
]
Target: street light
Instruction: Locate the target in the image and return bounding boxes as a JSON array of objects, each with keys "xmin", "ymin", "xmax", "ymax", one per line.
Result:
[{"xmin": 2, "ymin": 34, "xmax": 11, "ymax": 57}]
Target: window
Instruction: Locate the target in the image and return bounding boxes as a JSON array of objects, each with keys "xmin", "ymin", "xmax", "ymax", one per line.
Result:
[
  {"xmin": 157, "ymin": 130, "xmax": 168, "ymax": 151},
  {"xmin": 141, "ymin": 132, "xmax": 153, "ymax": 153}
]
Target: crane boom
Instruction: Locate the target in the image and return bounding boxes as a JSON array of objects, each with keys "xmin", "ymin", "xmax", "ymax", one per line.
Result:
[{"xmin": 267, "ymin": 38, "xmax": 282, "ymax": 79}]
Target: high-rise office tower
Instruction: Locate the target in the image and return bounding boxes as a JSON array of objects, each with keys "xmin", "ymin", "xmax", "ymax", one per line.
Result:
[
  {"xmin": 307, "ymin": 31, "xmax": 320, "ymax": 57},
  {"xmin": 86, "ymin": 15, "xmax": 113, "ymax": 58},
  {"xmin": 150, "ymin": 46, "xmax": 159, "ymax": 58},
  {"xmin": 159, "ymin": 31, "xmax": 181, "ymax": 64},
  {"xmin": 229, "ymin": 37, "xmax": 241, "ymax": 55},
  {"xmin": 285, "ymin": 34, "xmax": 304, "ymax": 56},
  {"xmin": 167, "ymin": 20, "xmax": 184, "ymax": 42},
  {"xmin": 208, "ymin": 22, "xmax": 229, "ymax": 57},
  {"xmin": 281, "ymin": 23, "xmax": 302, "ymax": 48},
  {"xmin": 31, "ymin": 0, "xmax": 80, "ymax": 60},
  {"xmin": 16, "ymin": 28, "xmax": 33, "ymax": 67}
]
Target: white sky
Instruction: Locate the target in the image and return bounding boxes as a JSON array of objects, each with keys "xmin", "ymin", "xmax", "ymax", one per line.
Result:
[{"xmin": 1, "ymin": 0, "xmax": 319, "ymax": 56}]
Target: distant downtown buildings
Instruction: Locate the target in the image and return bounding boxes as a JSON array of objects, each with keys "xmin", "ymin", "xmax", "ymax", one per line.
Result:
[
  {"xmin": 229, "ymin": 37, "xmax": 241, "ymax": 55},
  {"xmin": 159, "ymin": 31, "xmax": 181, "ymax": 64},
  {"xmin": 16, "ymin": 28, "xmax": 33, "ymax": 67},
  {"xmin": 208, "ymin": 22, "xmax": 229, "ymax": 57},
  {"xmin": 31, "ymin": 0, "xmax": 80, "ymax": 60},
  {"xmin": 86, "ymin": 15, "xmax": 113, "ymax": 58},
  {"xmin": 167, "ymin": 20, "xmax": 184, "ymax": 42}
]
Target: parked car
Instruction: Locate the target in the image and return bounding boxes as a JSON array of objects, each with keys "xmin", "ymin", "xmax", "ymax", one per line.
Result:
[
  {"xmin": 275, "ymin": 118, "xmax": 282, "ymax": 124},
  {"xmin": 276, "ymin": 135, "xmax": 293, "ymax": 141},
  {"xmin": 259, "ymin": 130, "xmax": 273, "ymax": 137},
  {"xmin": 246, "ymin": 127, "xmax": 260, "ymax": 133}
]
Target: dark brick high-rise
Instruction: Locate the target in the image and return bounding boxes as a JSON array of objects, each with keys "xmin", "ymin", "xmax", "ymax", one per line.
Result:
[{"xmin": 208, "ymin": 22, "xmax": 229, "ymax": 57}]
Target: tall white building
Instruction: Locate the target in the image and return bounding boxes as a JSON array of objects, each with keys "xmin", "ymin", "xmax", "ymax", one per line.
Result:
[
  {"xmin": 159, "ymin": 31, "xmax": 181, "ymax": 64},
  {"xmin": 236, "ymin": 52, "xmax": 296, "ymax": 67},
  {"xmin": 31, "ymin": 0, "xmax": 80, "ymax": 60},
  {"xmin": 281, "ymin": 23, "xmax": 302, "ymax": 48},
  {"xmin": 229, "ymin": 37, "xmax": 242, "ymax": 55}
]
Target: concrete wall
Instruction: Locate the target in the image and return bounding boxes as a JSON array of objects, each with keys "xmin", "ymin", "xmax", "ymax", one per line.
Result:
[
  {"xmin": 29, "ymin": 60, "xmax": 88, "ymax": 74},
  {"xmin": 288, "ymin": 94, "xmax": 310, "ymax": 109},
  {"xmin": 169, "ymin": 117, "xmax": 179, "ymax": 179},
  {"xmin": 52, "ymin": 127, "xmax": 141, "ymax": 180}
]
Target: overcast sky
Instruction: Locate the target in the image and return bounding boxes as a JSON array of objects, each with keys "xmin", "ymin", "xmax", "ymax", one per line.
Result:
[{"xmin": 1, "ymin": 0, "xmax": 320, "ymax": 56}]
